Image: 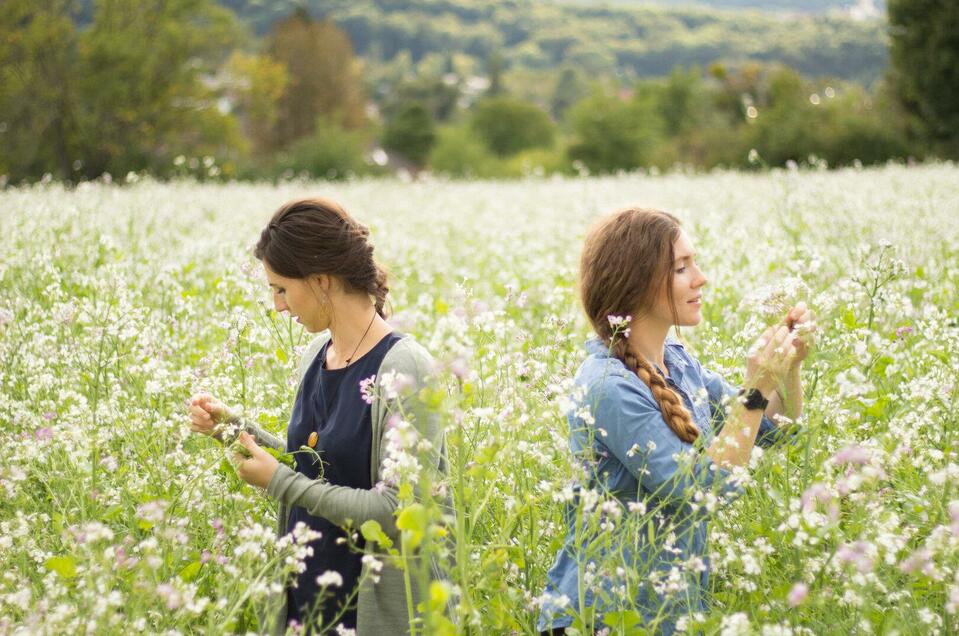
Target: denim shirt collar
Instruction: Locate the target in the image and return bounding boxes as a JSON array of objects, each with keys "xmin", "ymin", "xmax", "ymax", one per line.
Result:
[{"xmin": 584, "ymin": 336, "xmax": 689, "ymax": 380}]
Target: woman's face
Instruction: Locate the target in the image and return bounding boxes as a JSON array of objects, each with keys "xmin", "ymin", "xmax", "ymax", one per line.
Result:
[
  {"xmin": 263, "ymin": 262, "xmax": 331, "ymax": 333},
  {"xmin": 652, "ymin": 228, "xmax": 708, "ymax": 327}
]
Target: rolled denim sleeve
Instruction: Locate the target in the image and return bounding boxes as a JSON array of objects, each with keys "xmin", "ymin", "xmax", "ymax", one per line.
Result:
[
  {"xmin": 700, "ymin": 365, "xmax": 786, "ymax": 448},
  {"xmin": 590, "ymin": 375, "xmax": 742, "ymax": 504}
]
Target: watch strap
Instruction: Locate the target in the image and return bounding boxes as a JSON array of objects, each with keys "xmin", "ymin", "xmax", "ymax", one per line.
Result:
[{"xmin": 738, "ymin": 387, "xmax": 769, "ymax": 411}]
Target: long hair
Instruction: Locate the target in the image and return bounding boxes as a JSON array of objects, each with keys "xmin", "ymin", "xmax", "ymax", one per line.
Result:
[
  {"xmin": 254, "ymin": 197, "xmax": 390, "ymax": 318},
  {"xmin": 579, "ymin": 207, "xmax": 699, "ymax": 443}
]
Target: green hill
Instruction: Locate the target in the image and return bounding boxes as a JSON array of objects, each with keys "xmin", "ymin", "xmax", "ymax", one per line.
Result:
[
  {"xmin": 556, "ymin": 0, "xmax": 885, "ymax": 13},
  {"xmin": 220, "ymin": 0, "xmax": 887, "ymax": 84}
]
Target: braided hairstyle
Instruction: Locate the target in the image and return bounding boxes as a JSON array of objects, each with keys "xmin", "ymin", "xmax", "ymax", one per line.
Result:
[
  {"xmin": 579, "ymin": 208, "xmax": 699, "ymax": 443},
  {"xmin": 254, "ymin": 197, "xmax": 391, "ymax": 318}
]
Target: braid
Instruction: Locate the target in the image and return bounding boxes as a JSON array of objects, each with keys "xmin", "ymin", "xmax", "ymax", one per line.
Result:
[
  {"xmin": 610, "ymin": 336, "xmax": 699, "ymax": 444},
  {"xmin": 371, "ymin": 263, "xmax": 390, "ymax": 319}
]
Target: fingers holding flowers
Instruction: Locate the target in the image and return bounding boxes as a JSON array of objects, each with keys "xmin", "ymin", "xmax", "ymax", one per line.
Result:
[
  {"xmin": 187, "ymin": 392, "xmax": 234, "ymax": 437},
  {"xmin": 747, "ymin": 325, "xmax": 799, "ymax": 395},
  {"xmin": 231, "ymin": 431, "xmax": 279, "ymax": 489},
  {"xmin": 186, "ymin": 396, "xmax": 277, "ymax": 487},
  {"xmin": 782, "ymin": 301, "xmax": 817, "ymax": 364}
]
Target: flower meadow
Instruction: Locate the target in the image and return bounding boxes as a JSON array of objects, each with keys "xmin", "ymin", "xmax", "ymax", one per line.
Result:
[{"xmin": 1, "ymin": 164, "xmax": 958, "ymax": 635}]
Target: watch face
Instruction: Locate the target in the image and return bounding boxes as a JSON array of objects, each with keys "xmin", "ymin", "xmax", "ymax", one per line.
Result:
[{"xmin": 742, "ymin": 388, "xmax": 768, "ymax": 410}]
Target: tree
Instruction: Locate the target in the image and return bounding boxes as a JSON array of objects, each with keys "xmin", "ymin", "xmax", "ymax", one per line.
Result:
[
  {"xmin": 267, "ymin": 9, "xmax": 366, "ymax": 151},
  {"xmin": 77, "ymin": 0, "xmax": 243, "ymax": 179},
  {"xmin": 223, "ymin": 52, "xmax": 289, "ymax": 157},
  {"xmin": 566, "ymin": 90, "xmax": 662, "ymax": 173},
  {"xmin": 271, "ymin": 115, "xmax": 370, "ymax": 181},
  {"xmin": 888, "ymin": 0, "xmax": 959, "ymax": 157},
  {"xmin": 0, "ymin": 0, "xmax": 82, "ymax": 181},
  {"xmin": 551, "ymin": 68, "xmax": 586, "ymax": 119},
  {"xmin": 429, "ymin": 124, "xmax": 500, "ymax": 178},
  {"xmin": 486, "ymin": 51, "xmax": 505, "ymax": 97},
  {"xmin": 0, "ymin": 0, "xmax": 241, "ymax": 182},
  {"xmin": 382, "ymin": 103, "xmax": 435, "ymax": 169},
  {"xmin": 656, "ymin": 67, "xmax": 706, "ymax": 137},
  {"xmin": 382, "ymin": 76, "xmax": 460, "ymax": 123},
  {"xmin": 471, "ymin": 97, "xmax": 554, "ymax": 156}
]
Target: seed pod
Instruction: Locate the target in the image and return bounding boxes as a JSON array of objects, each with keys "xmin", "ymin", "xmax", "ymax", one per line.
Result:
[{"xmin": 308, "ymin": 431, "xmax": 318, "ymax": 448}]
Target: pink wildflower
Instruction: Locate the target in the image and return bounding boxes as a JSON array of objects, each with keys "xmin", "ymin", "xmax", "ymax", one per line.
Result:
[
  {"xmin": 787, "ymin": 582, "xmax": 808, "ymax": 607},
  {"xmin": 836, "ymin": 541, "xmax": 874, "ymax": 573},
  {"xmin": 359, "ymin": 375, "xmax": 377, "ymax": 405},
  {"xmin": 449, "ymin": 357, "xmax": 469, "ymax": 380},
  {"xmin": 832, "ymin": 444, "xmax": 870, "ymax": 466},
  {"xmin": 899, "ymin": 548, "xmax": 933, "ymax": 576}
]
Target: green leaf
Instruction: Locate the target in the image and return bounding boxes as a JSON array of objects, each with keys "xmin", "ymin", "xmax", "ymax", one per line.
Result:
[
  {"xmin": 396, "ymin": 503, "xmax": 427, "ymax": 550},
  {"xmin": 864, "ymin": 396, "xmax": 888, "ymax": 419},
  {"xmin": 275, "ymin": 347, "xmax": 288, "ymax": 363},
  {"xmin": 842, "ymin": 308, "xmax": 858, "ymax": 329},
  {"xmin": 219, "ymin": 458, "xmax": 243, "ymax": 492},
  {"xmin": 45, "ymin": 555, "xmax": 77, "ymax": 579},
  {"xmin": 508, "ymin": 546, "xmax": 526, "ymax": 568},
  {"xmin": 360, "ymin": 520, "xmax": 393, "ymax": 549},
  {"xmin": 603, "ymin": 609, "xmax": 643, "ymax": 630},
  {"xmin": 179, "ymin": 560, "xmax": 202, "ymax": 582},
  {"xmin": 263, "ymin": 446, "xmax": 295, "ymax": 468}
]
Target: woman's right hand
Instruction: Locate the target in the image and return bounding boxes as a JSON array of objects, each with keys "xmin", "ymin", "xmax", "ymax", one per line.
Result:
[
  {"xmin": 188, "ymin": 392, "xmax": 232, "ymax": 437},
  {"xmin": 746, "ymin": 325, "xmax": 799, "ymax": 397}
]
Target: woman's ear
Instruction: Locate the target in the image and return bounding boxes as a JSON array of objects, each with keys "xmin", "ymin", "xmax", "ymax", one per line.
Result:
[
  {"xmin": 311, "ymin": 273, "xmax": 330, "ymax": 292},
  {"xmin": 313, "ymin": 273, "xmax": 343, "ymax": 295}
]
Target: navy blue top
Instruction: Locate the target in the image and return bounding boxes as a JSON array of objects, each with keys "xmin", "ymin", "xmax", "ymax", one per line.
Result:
[
  {"xmin": 537, "ymin": 337, "xmax": 787, "ymax": 634},
  {"xmin": 285, "ymin": 331, "xmax": 403, "ymax": 630}
]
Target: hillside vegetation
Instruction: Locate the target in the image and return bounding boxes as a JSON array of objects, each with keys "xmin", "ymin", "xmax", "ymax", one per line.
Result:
[{"xmin": 220, "ymin": 0, "xmax": 888, "ymax": 84}]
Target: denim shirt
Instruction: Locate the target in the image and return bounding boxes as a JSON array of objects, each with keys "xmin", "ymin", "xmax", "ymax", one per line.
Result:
[{"xmin": 537, "ymin": 337, "xmax": 784, "ymax": 634}]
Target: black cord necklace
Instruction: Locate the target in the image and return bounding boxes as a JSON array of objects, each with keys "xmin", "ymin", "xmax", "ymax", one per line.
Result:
[{"xmin": 342, "ymin": 310, "xmax": 377, "ymax": 367}]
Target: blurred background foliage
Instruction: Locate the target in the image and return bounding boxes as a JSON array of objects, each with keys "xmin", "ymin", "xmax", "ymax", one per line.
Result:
[{"xmin": 0, "ymin": 0, "xmax": 955, "ymax": 183}]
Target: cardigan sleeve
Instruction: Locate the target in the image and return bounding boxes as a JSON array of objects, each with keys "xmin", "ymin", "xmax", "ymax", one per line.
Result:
[
  {"xmin": 215, "ymin": 418, "xmax": 286, "ymax": 451},
  {"xmin": 265, "ymin": 338, "xmax": 443, "ymax": 537}
]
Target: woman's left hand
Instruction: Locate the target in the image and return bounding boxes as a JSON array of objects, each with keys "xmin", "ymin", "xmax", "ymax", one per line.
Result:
[
  {"xmin": 233, "ymin": 431, "xmax": 279, "ymax": 489},
  {"xmin": 782, "ymin": 301, "xmax": 816, "ymax": 366}
]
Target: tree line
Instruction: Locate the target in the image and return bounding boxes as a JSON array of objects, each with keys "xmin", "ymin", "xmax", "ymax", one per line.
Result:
[
  {"xmin": 223, "ymin": 0, "xmax": 889, "ymax": 85},
  {"xmin": 0, "ymin": 0, "xmax": 955, "ymax": 184}
]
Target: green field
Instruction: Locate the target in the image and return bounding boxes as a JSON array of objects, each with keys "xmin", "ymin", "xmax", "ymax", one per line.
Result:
[{"xmin": 1, "ymin": 165, "xmax": 958, "ymax": 634}]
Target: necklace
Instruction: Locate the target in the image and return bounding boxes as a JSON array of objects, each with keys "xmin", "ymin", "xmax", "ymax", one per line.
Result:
[{"xmin": 342, "ymin": 310, "xmax": 377, "ymax": 367}]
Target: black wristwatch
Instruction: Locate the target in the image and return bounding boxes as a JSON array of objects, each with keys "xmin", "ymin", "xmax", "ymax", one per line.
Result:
[{"xmin": 738, "ymin": 387, "xmax": 769, "ymax": 411}]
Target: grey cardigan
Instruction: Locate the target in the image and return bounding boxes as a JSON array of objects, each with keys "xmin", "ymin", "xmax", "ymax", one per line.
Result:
[{"xmin": 227, "ymin": 333, "xmax": 444, "ymax": 635}]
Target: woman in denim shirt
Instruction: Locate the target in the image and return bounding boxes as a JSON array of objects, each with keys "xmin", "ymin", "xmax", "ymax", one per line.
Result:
[{"xmin": 537, "ymin": 208, "xmax": 814, "ymax": 634}]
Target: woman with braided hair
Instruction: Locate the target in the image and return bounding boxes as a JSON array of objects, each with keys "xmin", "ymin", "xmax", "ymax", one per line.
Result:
[
  {"xmin": 537, "ymin": 208, "xmax": 814, "ymax": 635},
  {"xmin": 186, "ymin": 198, "xmax": 445, "ymax": 634}
]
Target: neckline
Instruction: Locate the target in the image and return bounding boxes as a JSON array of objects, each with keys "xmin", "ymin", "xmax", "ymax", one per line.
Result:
[{"xmin": 321, "ymin": 331, "xmax": 400, "ymax": 372}]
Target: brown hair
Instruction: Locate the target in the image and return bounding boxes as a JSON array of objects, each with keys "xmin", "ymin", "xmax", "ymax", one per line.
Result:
[
  {"xmin": 254, "ymin": 197, "xmax": 390, "ymax": 318},
  {"xmin": 579, "ymin": 207, "xmax": 699, "ymax": 443}
]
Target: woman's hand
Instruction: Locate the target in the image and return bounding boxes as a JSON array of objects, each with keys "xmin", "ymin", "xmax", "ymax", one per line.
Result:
[
  {"xmin": 232, "ymin": 431, "xmax": 279, "ymax": 489},
  {"xmin": 782, "ymin": 301, "xmax": 817, "ymax": 366},
  {"xmin": 746, "ymin": 325, "xmax": 799, "ymax": 397},
  {"xmin": 187, "ymin": 392, "xmax": 232, "ymax": 436}
]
